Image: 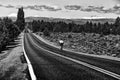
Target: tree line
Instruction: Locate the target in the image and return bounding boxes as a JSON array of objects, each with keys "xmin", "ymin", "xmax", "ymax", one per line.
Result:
[
  {"xmin": 31, "ymin": 17, "xmax": 120, "ymax": 36},
  {"xmin": 0, "ymin": 7, "xmax": 25, "ymax": 52}
]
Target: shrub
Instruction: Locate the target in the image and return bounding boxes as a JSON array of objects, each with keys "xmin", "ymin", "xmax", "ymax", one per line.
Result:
[
  {"xmin": 68, "ymin": 34, "xmax": 72, "ymax": 38},
  {"xmin": 43, "ymin": 28, "xmax": 50, "ymax": 36}
]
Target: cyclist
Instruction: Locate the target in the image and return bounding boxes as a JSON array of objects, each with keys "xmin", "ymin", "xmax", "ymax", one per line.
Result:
[{"xmin": 59, "ymin": 40, "xmax": 64, "ymax": 50}]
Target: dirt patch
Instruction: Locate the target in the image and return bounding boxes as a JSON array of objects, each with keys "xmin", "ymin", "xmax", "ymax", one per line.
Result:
[{"xmin": 0, "ymin": 34, "xmax": 28, "ymax": 80}]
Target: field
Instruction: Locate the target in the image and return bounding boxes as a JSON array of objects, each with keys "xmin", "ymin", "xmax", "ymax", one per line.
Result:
[{"xmin": 38, "ymin": 32, "xmax": 120, "ymax": 58}]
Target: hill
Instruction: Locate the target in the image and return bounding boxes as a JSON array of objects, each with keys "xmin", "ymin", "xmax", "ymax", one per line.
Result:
[
  {"xmin": 25, "ymin": 17, "xmax": 115, "ymax": 24},
  {"xmin": 8, "ymin": 17, "xmax": 115, "ymax": 24}
]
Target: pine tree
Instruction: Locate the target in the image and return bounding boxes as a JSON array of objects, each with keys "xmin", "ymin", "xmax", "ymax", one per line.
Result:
[
  {"xmin": 114, "ymin": 17, "xmax": 120, "ymax": 34},
  {"xmin": 43, "ymin": 27, "xmax": 50, "ymax": 36},
  {"xmin": 115, "ymin": 17, "xmax": 120, "ymax": 27},
  {"xmin": 16, "ymin": 7, "xmax": 25, "ymax": 31}
]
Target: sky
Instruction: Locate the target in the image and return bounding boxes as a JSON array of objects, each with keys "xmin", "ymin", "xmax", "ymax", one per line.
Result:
[{"xmin": 0, "ymin": 0, "xmax": 120, "ymax": 19}]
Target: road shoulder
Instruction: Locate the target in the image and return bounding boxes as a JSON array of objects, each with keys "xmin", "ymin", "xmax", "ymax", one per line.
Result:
[{"xmin": 0, "ymin": 33, "xmax": 28, "ymax": 80}]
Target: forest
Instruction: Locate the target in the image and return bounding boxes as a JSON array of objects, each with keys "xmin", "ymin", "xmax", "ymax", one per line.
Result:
[
  {"xmin": 31, "ymin": 17, "xmax": 120, "ymax": 36},
  {"xmin": 0, "ymin": 7, "xmax": 25, "ymax": 52},
  {"xmin": 30, "ymin": 17, "xmax": 120, "ymax": 57}
]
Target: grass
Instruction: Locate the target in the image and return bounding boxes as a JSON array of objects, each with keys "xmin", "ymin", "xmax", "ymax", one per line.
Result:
[
  {"xmin": 38, "ymin": 32, "xmax": 120, "ymax": 58},
  {"xmin": 0, "ymin": 34, "xmax": 28, "ymax": 80}
]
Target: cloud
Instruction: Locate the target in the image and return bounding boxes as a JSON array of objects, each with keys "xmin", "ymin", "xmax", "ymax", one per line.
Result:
[
  {"xmin": 0, "ymin": 4, "xmax": 16, "ymax": 9},
  {"xmin": 0, "ymin": 4, "xmax": 3, "ymax": 7},
  {"xmin": 83, "ymin": 6, "xmax": 104, "ymax": 12},
  {"xmin": 40, "ymin": 5, "xmax": 61, "ymax": 11},
  {"xmin": 65, "ymin": 5, "xmax": 104, "ymax": 12},
  {"xmin": 64, "ymin": 5, "xmax": 81, "ymax": 10},
  {"xmin": 112, "ymin": 4, "xmax": 120, "ymax": 14},
  {"xmin": 23, "ymin": 5, "xmax": 42, "ymax": 10},
  {"xmin": 4, "ymin": 5, "xmax": 15, "ymax": 8},
  {"xmin": 1, "ymin": 3, "xmax": 120, "ymax": 14},
  {"xmin": 0, "ymin": 4, "xmax": 61, "ymax": 11},
  {"xmin": 64, "ymin": 5, "xmax": 120, "ymax": 14},
  {"xmin": 23, "ymin": 5, "xmax": 62, "ymax": 11},
  {"xmin": 113, "ymin": 4, "xmax": 120, "ymax": 9},
  {"xmin": 115, "ymin": 0, "xmax": 120, "ymax": 3},
  {"xmin": 0, "ymin": 4, "xmax": 15, "ymax": 8},
  {"xmin": 8, "ymin": 13, "xmax": 17, "ymax": 17}
]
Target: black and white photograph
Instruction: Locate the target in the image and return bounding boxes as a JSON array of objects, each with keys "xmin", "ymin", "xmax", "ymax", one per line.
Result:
[{"xmin": 0, "ymin": 0, "xmax": 120, "ymax": 80}]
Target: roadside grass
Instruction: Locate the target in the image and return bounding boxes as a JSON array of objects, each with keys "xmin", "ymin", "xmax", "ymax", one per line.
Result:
[
  {"xmin": 35, "ymin": 32, "xmax": 119, "ymax": 80},
  {"xmin": 0, "ymin": 34, "xmax": 28, "ymax": 80},
  {"xmin": 37, "ymin": 32, "xmax": 120, "ymax": 58}
]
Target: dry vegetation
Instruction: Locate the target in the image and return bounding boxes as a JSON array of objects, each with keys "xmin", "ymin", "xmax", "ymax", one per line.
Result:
[
  {"xmin": 0, "ymin": 34, "xmax": 28, "ymax": 80},
  {"xmin": 39, "ymin": 32, "xmax": 120, "ymax": 58}
]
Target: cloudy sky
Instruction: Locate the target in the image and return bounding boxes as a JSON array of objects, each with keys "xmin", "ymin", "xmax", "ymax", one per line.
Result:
[{"xmin": 0, "ymin": 0, "xmax": 120, "ymax": 19}]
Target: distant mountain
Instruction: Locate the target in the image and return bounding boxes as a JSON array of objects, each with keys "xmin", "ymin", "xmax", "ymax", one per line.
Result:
[
  {"xmin": 25, "ymin": 17, "xmax": 74, "ymax": 24},
  {"xmin": 8, "ymin": 17, "xmax": 17, "ymax": 22},
  {"xmin": 8, "ymin": 17, "xmax": 115, "ymax": 24},
  {"xmin": 25, "ymin": 17, "xmax": 115, "ymax": 24}
]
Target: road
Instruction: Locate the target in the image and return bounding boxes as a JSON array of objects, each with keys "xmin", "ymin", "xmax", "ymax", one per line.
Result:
[{"xmin": 24, "ymin": 32, "xmax": 120, "ymax": 80}]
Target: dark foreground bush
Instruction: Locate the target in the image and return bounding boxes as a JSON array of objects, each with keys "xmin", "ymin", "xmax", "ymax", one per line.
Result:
[{"xmin": 0, "ymin": 17, "xmax": 20, "ymax": 53}]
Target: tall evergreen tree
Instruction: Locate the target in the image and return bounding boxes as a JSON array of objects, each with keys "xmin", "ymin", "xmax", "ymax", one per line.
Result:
[
  {"xmin": 114, "ymin": 17, "xmax": 120, "ymax": 27},
  {"xmin": 114, "ymin": 17, "xmax": 120, "ymax": 34},
  {"xmin": 16, "ymin": 7, "xmax": 25, "ymax": 31}
]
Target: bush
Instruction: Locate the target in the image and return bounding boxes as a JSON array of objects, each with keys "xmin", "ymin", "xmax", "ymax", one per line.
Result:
[
  {"xmin": 43, "ymin": 28, "xmax": 50, "ymax": 36},
  {"xmin": 0, "ymin": 17, "xmax": 20, "ymax": 52},
  {"xmin": 68, "ymin": 34, "xmax": 72, "ymax": 38}
]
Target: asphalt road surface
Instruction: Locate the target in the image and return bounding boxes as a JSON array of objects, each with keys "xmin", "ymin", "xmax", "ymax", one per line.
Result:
[{"xmin": 24, "ymin": 32, "xmax": 120, "ymax": 80}]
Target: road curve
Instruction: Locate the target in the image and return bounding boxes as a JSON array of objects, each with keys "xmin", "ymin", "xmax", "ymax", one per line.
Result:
[{"xmin": 24, "ymin": 33, "xmax": 120, "ymax": 80}]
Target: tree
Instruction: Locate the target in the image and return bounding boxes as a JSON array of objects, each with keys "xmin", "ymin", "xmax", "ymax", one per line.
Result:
[
  {"xmin": 16, "ymin": 7, "xmax": 25, "ymax": 31},
  {"xmin": 0, "ymin": 17, "xmax": 20, "ymax": 52},
  {"xmin": 53, "ymin": 24, "xmax": 61, "ymax": 32},
  {"xmin": 114, "ymin": 17, "xmax": 120, "ymax": 27},
  {"xmin": 68, "ymin": 34, "xmax": 72, "ymax": 38},
  {"xmin": 114, "ymin": 17, "xmax": 120, "ymax": 34},
  {"xmin": 43, "ymin": 27, "xmax": 50, "ymax": 36},
  {"xmin": 2, "ymin": 17, "xmax": 20, "ymax": 41}
]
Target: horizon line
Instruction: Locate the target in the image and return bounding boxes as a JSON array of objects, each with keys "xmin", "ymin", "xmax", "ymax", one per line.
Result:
[{"xmin": 0, "ymin": 16, "xmax": 117, "ymax": 19}]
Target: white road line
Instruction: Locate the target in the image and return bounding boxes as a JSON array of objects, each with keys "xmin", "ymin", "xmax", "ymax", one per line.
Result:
[
  {"xmin": 22, "ymin": 33, "xmax": 37, "ymax": 80},
  {"xmin": 30, "ymin": 36, "xmax": 120, "ymax": 80}
]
